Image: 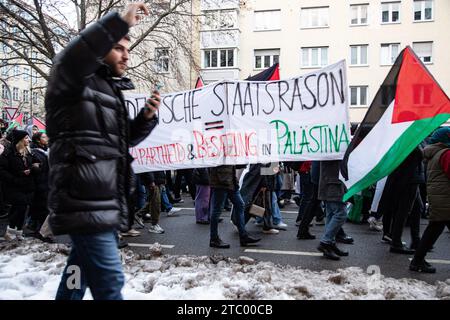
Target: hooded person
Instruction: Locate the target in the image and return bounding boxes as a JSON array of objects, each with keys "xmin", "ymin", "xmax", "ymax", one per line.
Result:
[
  {"xmin": 410, "ymin": 127, "xmax": 450, "ymax": 273},
  {"xmin": 0, "ymin": 129, "xmax": 41, "ymax": 240}
]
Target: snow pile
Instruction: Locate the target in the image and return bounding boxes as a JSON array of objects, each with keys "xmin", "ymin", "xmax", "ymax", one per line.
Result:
[{"xmin": 0, "ymin": 239, "xmax": 449, "ymax": 300}]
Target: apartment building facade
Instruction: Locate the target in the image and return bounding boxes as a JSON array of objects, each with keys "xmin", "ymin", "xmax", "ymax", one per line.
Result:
[{"xmin": 198, "ymin": 0, "xmax": 450, "ymax": 122}]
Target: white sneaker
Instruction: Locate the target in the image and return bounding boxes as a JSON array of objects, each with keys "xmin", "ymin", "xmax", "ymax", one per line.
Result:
[
  {"xmin": 121, "ymin": 229, "xmax": 141, "ymax": 237},
  {"xmin": 15, "ymin": 230, "xmax": 24, "ymax": 241},
  {"xmin": 263, "ymin": 228, "xmax": 279, "ymax": 234},
  {"xmin": 148, "ymin": 224, "xmax": 165, "ymax": 234},
  {"xmin": 273, "ymin": 222, "xmax": 288, "ymax": 229},
  {"xmin": 368, "ymin": 217, "xmax": 383, "ymax": 232},
  {"xmin": 167, "ymin": 208, "xmax": 181, "ymax": 216},
  {"xmin": 4, "ymin": 226, "xmax": 17, "ymax": 241}
]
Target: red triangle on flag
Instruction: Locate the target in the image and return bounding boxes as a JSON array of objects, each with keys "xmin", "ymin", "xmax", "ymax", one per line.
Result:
[
  {"xmin": 12, "ymin": 113, "xmax": 24, "ymax": 125},
  {"xmin": 392, "ymin": 47, "xmax": 450, "ymax": 123},
  {"xmin": 195, "ymin": 77, "xmax": 204, "ymax": 89},
  {"xmin": 32, "ymin": 117, "xmax": 46, "ymax": 130},
  {"xmin": 269, "ymin": 64, "xmax": 280, "ymax": 81}
]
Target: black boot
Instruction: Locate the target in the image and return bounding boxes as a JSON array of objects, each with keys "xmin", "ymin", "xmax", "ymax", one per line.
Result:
[
  {"xmin": 297, "ymin": 231, "xmax": 316, "ymax": 240},
  {"xmin": 210, "ymin": 238, "xmax": 230, "ymax": 249},
  {"xmin": 390, "ymin": 243, "xmax": 415, "ymax": 254},
  {"xmin": 330, "ymin": 243, "xmax": 349, "ymax": 256},
  {"xmin": 409, "ymin": 259, "xmax": 436, "ymax": 273},
  {"xmin": 317, "ymin": 242, "xmax": 340, "ymax": 260},
  {"xmin": 240, "ymin": 235, "xmax": 261, "ymax": 247}
]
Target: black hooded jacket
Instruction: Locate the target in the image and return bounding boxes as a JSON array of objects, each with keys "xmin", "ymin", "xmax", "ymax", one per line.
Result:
[{"xmin": 45, "ymin": 12, "xmax": 158, "ymax": 235}]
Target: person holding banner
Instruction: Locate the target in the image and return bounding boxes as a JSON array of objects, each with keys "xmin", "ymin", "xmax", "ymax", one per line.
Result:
[
  {"xmin": 209, "ymin": 165, "xmax": 261, "ymax": 248},
  {"xmin": 45, "ymin": 2, "xmax": 160, "ymax": 300}
]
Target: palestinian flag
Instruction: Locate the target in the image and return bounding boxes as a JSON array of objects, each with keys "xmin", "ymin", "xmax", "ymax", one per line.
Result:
[
  {"xmin": 341, "ymin": 46, "xmax": 450, "ymax": 201},
  {"xmin": 32, "ymin": 116, "xmax": 46, "ymax": 132},
  {"xmin": 194, "ymin": 76, "xmax": 204, "ymax": 89},
  {"xmin": 246, "ymin": 63, "xmax": 280, "ymax": 81},
  {"xmin": 6, "ymin": 113, "xmax": 24, "ymax": 132}
]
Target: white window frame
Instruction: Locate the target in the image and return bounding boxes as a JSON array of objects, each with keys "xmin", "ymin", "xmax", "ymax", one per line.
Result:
[
  {"xmin": 1, "ymin": 85, "xmax": 8, "ymax": 99},
  {"xmin": 350, "ymin": 4, "xmax": 369, "ymax": 26},
  {"xmin": 300, "ymin": 7, "xmax": 329, "ymax": 29},
  {"xmin": 23, "ymin": 67, "xmax": 29, "ymax": 81},
  {"xmin": 381, "ymin": 2, "xmax": 401, "ymax": 24},
  {"xmin": 13, "ymin": 87, "xmax": 19, "ymax": 101},
  {"xmin": 413, "ymin": 0, "xmax": 433, "ymax": 22},
  {"xmin": 350, "ymin": 45, "xmax": 369, "ymax": 66},
  {"xmin": 380, "ymin": 43, "xmax": 400, "ymax": 65},
  {"xmin": 23, "ymin": 89, "xmax": 29, "ymax": 103},
  {"xmin": 155, "ymin": 48, "xmax": 170, "ymax": 74},
  {"xmin": 13, "ymin": 65, "xmax": 20, "ymax": 78},
  {"xmin": 32, "ymin": 92, "xmax": 38, "ymax": 105},
  {"xmin": 202, "ymin": 48, "xmax": 236, "ymax": 69},
  {"xmin": 254, "ymin": 10, "xmax": 281, "ymax": 31},
  {"xmin": 412, "ymin": 41, "xmax": 433, "ymax": 64},
  {"xmin": 254, "ymin": 49, "xmax": 280, "ymax": 70},
  {"xmin": 301, "ymin": 47, "xmax": 328, "ymax": 68},
  {"xmin": 350, "ymin": 86, "xmax": 369, "ymax": 107}
]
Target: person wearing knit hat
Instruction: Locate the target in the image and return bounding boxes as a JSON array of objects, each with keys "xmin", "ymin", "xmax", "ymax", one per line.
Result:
[
  {"xmin": 410, "ymin": 127, "xmax": 450, "ymax": 273},
  {"xmin": 0, "ymin": 128, "xmax": 40, "ymax": 242}
]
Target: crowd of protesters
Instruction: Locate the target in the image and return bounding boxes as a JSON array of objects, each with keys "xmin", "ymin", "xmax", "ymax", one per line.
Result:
[{"xmin": 0, "ymin": 1, "xmax": 448, "ymax": 300}]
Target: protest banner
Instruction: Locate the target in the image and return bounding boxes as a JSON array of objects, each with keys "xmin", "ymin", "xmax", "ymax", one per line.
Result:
[{"xmin": 126, "ymin": 60, "xmax": 350, "ymax": 173}]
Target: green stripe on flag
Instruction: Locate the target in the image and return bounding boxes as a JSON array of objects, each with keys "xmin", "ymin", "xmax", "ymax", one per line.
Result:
[{"xmin": 343, "ymin": 113, "xmax": 450, "ymax": 202}]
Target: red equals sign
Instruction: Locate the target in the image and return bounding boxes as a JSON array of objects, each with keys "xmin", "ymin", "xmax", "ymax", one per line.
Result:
[{"xmin": 205, "ymin": 121, "xmax": 224, "ymax": 131}]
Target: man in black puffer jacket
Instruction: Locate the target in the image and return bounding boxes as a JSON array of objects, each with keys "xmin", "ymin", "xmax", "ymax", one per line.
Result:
[{"xmin": 46, "ymin": 3, "xmax": 159, "ymax": 300}]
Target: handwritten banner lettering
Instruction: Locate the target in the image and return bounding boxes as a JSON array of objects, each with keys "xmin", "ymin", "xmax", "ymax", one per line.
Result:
[{"xmin": 126, "ymin": 60, "xmax": 350, "ymax": 173}]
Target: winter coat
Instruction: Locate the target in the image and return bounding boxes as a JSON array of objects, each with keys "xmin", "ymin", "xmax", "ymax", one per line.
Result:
[
  {"xmin": 0, "ymin": 146, "xmax": 40, "ymax": 205},
  {"xmin": 139, "ymin": 171, "xmax": 166, "ymax": 186},
  {"xmin": 31, "ymin": 147, "xmax": 49, "ymax": 194},
  {"xmin": 318, "ymin": 160, "xmax": 347, "ymax": 202},
  {"xmin": 240, "ymin": 163, "xmax": 276, "ymax": 212},
  {"xmin": 424, "ymin": 143, "xmax": 450, "ymax": 221},
  {"xmin": 45, "ymin": 12, "xmax": 158, "ymax": 235},
  {"xmin": 192, "ymin": 168, "xmax": 210, "ymax": 186},
  {"xmin": 209, "ymin": 166, "xmax": 237, "ymax": 190}
]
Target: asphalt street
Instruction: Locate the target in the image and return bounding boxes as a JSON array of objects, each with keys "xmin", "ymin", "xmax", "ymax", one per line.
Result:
[
  {"xmin": 1, "ymin": 195, "xmax": 449, "ymax": 284},
  {"xmin": 124, "ymin": 196, "xmax": 450, "ymax": 284}
]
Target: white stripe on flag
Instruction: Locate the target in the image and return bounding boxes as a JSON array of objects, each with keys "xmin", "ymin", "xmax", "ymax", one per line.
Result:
[{"xmin": 343, "ymin": 100, "xmax": 413, "ymax": 189}]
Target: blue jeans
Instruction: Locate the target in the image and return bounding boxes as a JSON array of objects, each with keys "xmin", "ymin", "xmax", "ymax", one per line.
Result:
[
  {"xmin": 256, "ymin": 192, "xmax": 282, "ymax": 225},
  {"xmin": 160, "ymin": 185, "xmax": 173, "ymax": 212},
  {"xmin": 321, "ymin": 201, "xmax": 347, "ymax": 244},
  {"xmin": 55, "ymin": 231, "xmax": 124, "ymax": 300},
  {"xmin": 210, "ymin": 188, "xmax": 247, "ymax": 240}
]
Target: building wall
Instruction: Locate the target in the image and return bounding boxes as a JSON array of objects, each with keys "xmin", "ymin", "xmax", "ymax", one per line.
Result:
[{"xmin": 199, "ymin": 0, "xmax": 450, "ymax": 123}]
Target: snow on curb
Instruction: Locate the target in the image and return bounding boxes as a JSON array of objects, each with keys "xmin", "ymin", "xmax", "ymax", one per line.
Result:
[{"xmin": 0, "ymin": 239, "xmax": 449, "ymax": 300}]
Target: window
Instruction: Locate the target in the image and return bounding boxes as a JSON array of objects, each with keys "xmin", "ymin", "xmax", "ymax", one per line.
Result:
[
  {"xmin": 254, "ymin": 49, "xmax": 280, "ymax": 69},
  {"xmin": 413, "ymin": 42, "xmax": 432, "ymax": 63},
  {"xmin": 32, "ymin": 51, "xmax": 38, "ymax": 59},
  {"xmin": 301, "ymin": 7, "xmax": 329, "ymax": 28},
  {"xmin": 13, "ymin": 87, "xmax": 19, "ymax": 101},
  {"xmin": 23, "ymin": 67, "xmax": 29, "ymax": 81},
  {"xmin": 203, "ymin": 49, "xmax": 235, "ymax": 68},
  {"xmin": 14, "ymin": 65, "xmax": 20, "ymax": 78},
  {"xmin": 350, "ymin": 45, "xmax": 368, "ymax": 66},
  {"xmin": 301, "ymin": 47, "xmax": 328, "ymax": 68},
  {"xmin": 23, "ymin": 90, "xmax": 29, "ymax": 103},
  {"xmin": 380, "ymin": 43, "xmax": 400, "ymax": 65},
  {"xmin": 2, "ymin": 85, "xmax": 8, "ymax": 99},
  {"xmin": 381, "ymin": 2, "xmax": 400, "ymax": 23},
  {"xmin": 350, "ymin": 4, "xmax": 368, "ymax": 25},
  {"xmin": 1, "ymin": 60, "xmax": 8, "ymax": 76},
  {"xmin": 155, "ymin": 48, "xmax": 169, "ymax": 73},
  {"xmin": 204, "ymin": 10, "xmax": 237, "ymax": 30},
  {"xmin": 414, "ymin": 0, "xmax": 433, "ymax": 21},
  {"xmin": 350, "ymin": 86, "xmax": 368, "ymax": 106},
  {"xmin": 254, "ymin": 10, "xmax": 281, "ymax": 31},
  {"xmin": 32, "ymin": 92, "xmax": 38, "ymax": 105}
]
